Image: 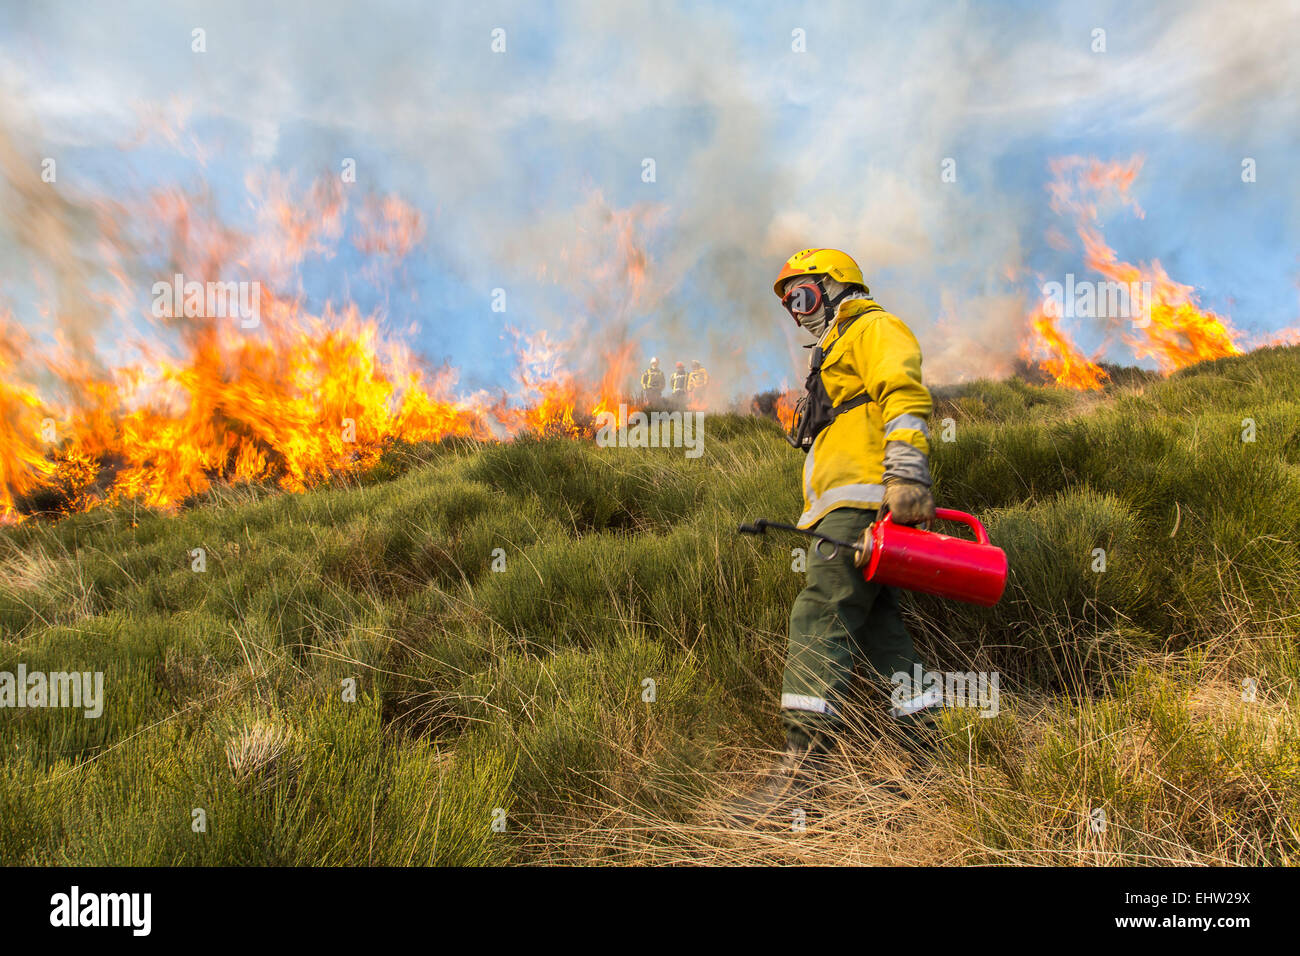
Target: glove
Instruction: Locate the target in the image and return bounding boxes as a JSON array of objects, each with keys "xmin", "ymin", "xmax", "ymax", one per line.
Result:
[{"xmin": 881, "ymin": 479, "xmax": 936, "ymax": 527}]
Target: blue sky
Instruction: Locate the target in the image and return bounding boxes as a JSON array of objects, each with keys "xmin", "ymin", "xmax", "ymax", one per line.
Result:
[{"xmin": 2, "ymin": 0, "xmax": 1298, "ymax": 399}]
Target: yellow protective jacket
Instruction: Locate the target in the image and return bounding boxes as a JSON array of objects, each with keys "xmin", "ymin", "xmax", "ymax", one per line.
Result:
[{"xmin": 797, "ymin": 297, "xmax": 932, "ymax": 529}]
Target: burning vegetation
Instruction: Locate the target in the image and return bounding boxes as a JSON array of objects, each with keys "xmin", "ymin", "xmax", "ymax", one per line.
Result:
[
  {"xmin": 0, "ymin": 302, "xmax": 640, "ymax": 521},
  {"xmin": 0, "ymin": 172, "xmax": 646, "ymax": 522},
  {"xmin": 1021, "ymin": 157, "xmax": 1250, "ymax": 390},
  {"xmin": 0, "ymin": 148, "xmax": 1290, "ymax": 522}
]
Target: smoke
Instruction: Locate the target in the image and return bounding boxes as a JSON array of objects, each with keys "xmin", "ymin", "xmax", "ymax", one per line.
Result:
[
  {"xmin": 1, "ymin": 0, "xmax": 1298, "ymax": 404},
  {"xmin": 0, "ymin": 113, "xmax": 129, "ymax": 396}
]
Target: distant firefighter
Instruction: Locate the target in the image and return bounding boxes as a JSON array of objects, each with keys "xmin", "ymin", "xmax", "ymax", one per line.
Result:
[
  {"xmin": 669, "ymin": 361, "xmax": 690, "ymax": 406},
  {"xmin": 687, "ymin": 360, "xmax": 709, "ymax": 407},
  {"xmin": 640, "ymin": 357, "xmax": 666, "ymax": 404}
]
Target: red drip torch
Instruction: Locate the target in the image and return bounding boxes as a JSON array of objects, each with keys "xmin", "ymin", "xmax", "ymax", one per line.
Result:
[{"xmin": 739, "ymin": 508, "xmax": 1007, "ymax": 607}]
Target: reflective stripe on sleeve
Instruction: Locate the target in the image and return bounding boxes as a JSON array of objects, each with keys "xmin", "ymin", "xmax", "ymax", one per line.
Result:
[{"xmin": 884, "ymin": 413, "xmax": 931, "ymax": 439}]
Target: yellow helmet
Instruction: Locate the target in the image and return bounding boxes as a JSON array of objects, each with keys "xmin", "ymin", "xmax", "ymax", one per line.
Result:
[{"xmin": 772, "ymin": 248, "xmax": 866, "ymax": 298}]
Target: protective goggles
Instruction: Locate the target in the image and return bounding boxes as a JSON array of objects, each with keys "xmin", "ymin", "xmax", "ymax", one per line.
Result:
[{"xmin": 780, "ymin": 280, "xmax": 825, "ymax": 320}]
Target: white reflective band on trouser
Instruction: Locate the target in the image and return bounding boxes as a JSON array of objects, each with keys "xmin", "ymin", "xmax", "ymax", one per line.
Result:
[
  {"xmin": 781, "ymin": 693, "xmax": 839, "ymax": 716},
  {"xmin": 891, "ymin": 684, "xmax": 943, "ymax": 718},
  {"xmin": 798, "ymin": 482, "xmax": 886, "ymax": 529}
]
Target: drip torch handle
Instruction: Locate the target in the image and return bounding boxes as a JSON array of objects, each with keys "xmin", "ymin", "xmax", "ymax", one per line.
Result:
[{"xmin": 903, "ymin": 508, "xmax": 990, "ymax": 545}]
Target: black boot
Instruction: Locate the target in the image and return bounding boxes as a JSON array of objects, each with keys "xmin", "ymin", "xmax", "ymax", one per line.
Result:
[{"xmin": 723, "ymin": 729, "xmax": 826, "ymax": 829}]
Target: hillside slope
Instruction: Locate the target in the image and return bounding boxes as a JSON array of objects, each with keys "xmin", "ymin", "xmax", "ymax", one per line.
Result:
[{"xmin": 2, "ymin": 347, "xmax": 1298, "ymax": 865}]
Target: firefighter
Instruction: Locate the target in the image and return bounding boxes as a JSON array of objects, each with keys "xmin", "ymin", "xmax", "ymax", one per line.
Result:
[
  {"xmin": 726, "ymin": 248, "xmax": 940, "ymax": 827},
  {"xmin": 687, "ymin": 360, "xmax": 709, "ymax": 408},
  {"xmin": 669, "ymin": 361, "xmax": 690, "ymax": 408},
  {"xmin": 640, "ymin": 357, "xmax": 666, "ymax": 405}
]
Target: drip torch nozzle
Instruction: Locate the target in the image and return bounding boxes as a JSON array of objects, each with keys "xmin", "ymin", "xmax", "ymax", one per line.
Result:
[{"xmin": 737, "ymin": 517, "xmax": 864, "ymax": 562}]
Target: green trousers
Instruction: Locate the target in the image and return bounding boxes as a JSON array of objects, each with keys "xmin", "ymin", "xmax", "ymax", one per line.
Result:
[{"xmin": 782, "ymin": 506, "xmax": 924, "ymax": 741}]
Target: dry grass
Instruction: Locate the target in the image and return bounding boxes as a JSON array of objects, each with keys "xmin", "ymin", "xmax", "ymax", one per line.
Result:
[
  {"xmin": 225, "ymin": 719, "xmax": 303, "ymax": 792},
  {"xmin": 510, "ymin": 626, "xmax": 1299, "ymax": 866}
]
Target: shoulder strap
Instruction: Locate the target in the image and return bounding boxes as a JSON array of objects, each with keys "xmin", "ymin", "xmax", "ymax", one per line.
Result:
[
  {"xmin": 823, "ymin": 303, "xmax": 884, "ymax": 420},
  {"xmin": 829, "ymin": 392, "xmax": 870, "ymax": 420}
]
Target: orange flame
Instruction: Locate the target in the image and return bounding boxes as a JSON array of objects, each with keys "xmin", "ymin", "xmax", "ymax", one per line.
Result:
[
  {"xmin": 1026, "ymin": 156, "xmax": 1241, "ymax": 388},
  {"xmin": 0, "ymin": 176, "xmax": 647, "ymax": 522},
  {"xmin": 775, "ymin": 390, "xmax": 799, "ymax": 431},
  {"xmin": 1022, "ymin": 304, "xmax": 1109, "ymax": 390},
  {"xmin": 0, "ymin": 314, "xmax": 57, "ymax": 520},
  {"xmin": 1080, "ymin": 228, "xmax": 1241, "ymax": 371},
  {"xmin": 2, "ymin": 304, "xmax": 639, "ymax": 521}
]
